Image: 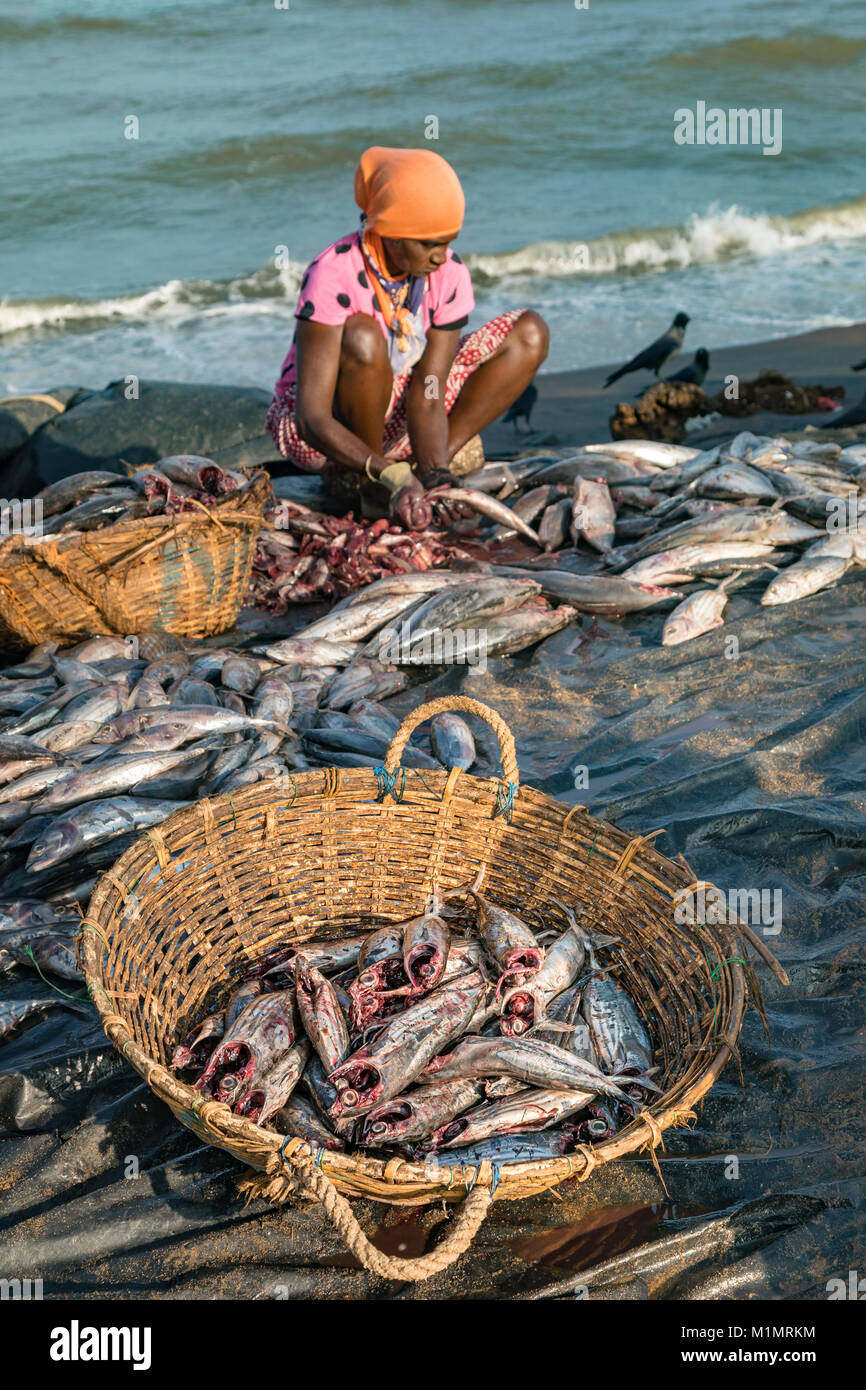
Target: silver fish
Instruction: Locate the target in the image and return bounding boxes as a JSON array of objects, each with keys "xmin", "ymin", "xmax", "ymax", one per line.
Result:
[
  {"xmin": 499, "ymin": 904, "xmax": 616, "ymax": 1035},
  {"xmin": 661, "ymin": 571, "xmax": 742, "ymax": 646},
  {"xmin": 235, "ymin": 1038, "xmax": 312, "ymax": 1125},
  {"xmin": 695, "ymin": 462, "xmax": 779, "ymax": 502},
  {"xmin": 419, "ymin": 1035, "xmax": 635, "ymax": 1100},
  {"xmin": 321, "ymin": 660, "xmax": 408, "ymax": 710},
  {"xmin": 431, "ymin": 488, "xmax": 542, "ymax": 545},
  {"xmin": 761, "ymin": 552, "xmax": 851, "ymax": 605},
  {"xmin": 501, "ymin": 568, "xmax": 676, "ymax": 616},
  {"xmin": 34, "ymin": 747, "xmax": 208, "ymax": 812},
  {"xmin": 26, "ymin": 796, "xmax": 188, "ymax": 872},
  {"xmin": 457, "ymin": 879, "xmax": 544, "ymax": 988},
  {"xmin": 94, "ymin": 706, "xmax": 285, "ymax": 745},
  {"xmin": 357, "ymin": 924, "xmax": 404, "ymax": 971},
  {"xmin": 538, "ymin": 497, "xmax": 573, "ymax": 552},
  {"xmin": 328, "ymin": 970, "xmax": 486, "ymax": 1116},
  {"xmin": 572, "ymin": 477, "xmax": 616, "ymax": 552},
  {"xmin": 425, "ymin": 1128, "xmax": 577, "ymax": 1165},
  {"xmin": 430, "ymin": 713, "xmax": 475, "ymax": 770},
  {"xmin": 261, "ymin": 636, "xmax": 360, "ymax": 667},
  {"xmin": 491, "ymin": 485, "xmax": 567, "ymax": 541},
  {"xmin": 582, "ymin": 441, "xmax": 696, "ymax": 467},
  {"xmin": 275, "ymin": 1091, "xmax": 346, "ymax": 1149},
  {"xmin": 431, "ymin": 1086, "xmax": 596, "ymax": 1150},
  {"xmin": 623, "ymin": 541, "xmax": 777, "ymax": 586},
  {"xmin": 581, "ymin": 971, "xmax": 654, "ymax": 1074},
  {"xmin": 358, "ymin": 1078, "xmax": 486, "ymax": 1147},
  {"xmin": 296, "ymin": 962, "xmax": 350, "ymax": 1071}
]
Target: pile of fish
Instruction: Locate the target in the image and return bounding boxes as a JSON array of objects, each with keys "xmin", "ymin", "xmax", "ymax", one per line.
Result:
[
  {"xmin": 173, "ymin": 881, "xmax": 659, "ymax": 1166},
  {"xmin": 23, "ymin": 456, "xmax": 255, "ymax": 535},
  {"xmin": 250, "ymin": 498, "xmax": 472, "ymax": 605},
  {"xmin": 461, "ymin": 433, "xmax": 866, "ymax": 643},
  {"xmin": 0, "ymin": 575, "xmax": 570, "ymax": 1007}
]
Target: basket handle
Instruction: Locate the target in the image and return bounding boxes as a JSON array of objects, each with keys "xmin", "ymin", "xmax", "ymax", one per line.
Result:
[
  {"xmin": 384, "ymin": 696, "xmax": 519, "ymax": 784},
  {"xmin": 282, "ymin": 1141, "xmax": 492, "ymax": 1281}
]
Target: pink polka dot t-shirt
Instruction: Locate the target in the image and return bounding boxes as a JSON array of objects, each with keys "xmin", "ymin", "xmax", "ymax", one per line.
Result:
[{"xmin": 274, "ymin": 230, "xmax": 475, "ymax": 397}]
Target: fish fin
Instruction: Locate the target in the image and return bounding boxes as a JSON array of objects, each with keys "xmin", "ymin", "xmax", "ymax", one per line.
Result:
[
  {"xmin": 718, "ymin": 568, "xmax": 744, "ymax": 591},
  {"xmin": 550, "ymin": 895, "xmax": 584, "ymax": 928},
  {"xmin": 592, "ymin": 931, "xmax": 620, "ymax": 948},
  {"xmin": 611, "ymin": 1072, "xmax": 662, "ymax": 1094},
  {"xmin": 442, "ymin": 865, "xmax": 485, "ymax": 902}
]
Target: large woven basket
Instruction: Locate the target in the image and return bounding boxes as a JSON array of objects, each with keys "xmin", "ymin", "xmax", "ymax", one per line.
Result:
[
  {"xmin": 81, "ymin": 697, "xmax": 787, "ymax": 1281},
  {"xmin": 0, "ymin": 471, "xmax": 269, "ymax": 647}
]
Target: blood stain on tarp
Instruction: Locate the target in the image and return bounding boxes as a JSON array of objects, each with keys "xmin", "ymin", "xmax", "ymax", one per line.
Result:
[
  {"xmin": 319, "ymin": 1209, "xmax": 432, "ymax": 1270},
  {"xmin": 508, "ymin": 1202, "xmax": 709, "ymax": 1271}
]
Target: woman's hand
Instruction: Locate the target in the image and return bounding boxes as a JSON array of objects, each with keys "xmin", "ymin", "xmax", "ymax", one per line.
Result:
[
  {"xmin": 418, "ymin": 468, "xmax": 476, "ymax": 523},
  {"xmin": 389, "ymin": 474, "xmax": 433, "ymax": 530}
]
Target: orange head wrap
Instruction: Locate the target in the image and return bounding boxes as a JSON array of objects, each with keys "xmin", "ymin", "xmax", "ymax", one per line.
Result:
[{"xmin": 354, "ymin": 146, "xmax": 465, "ymax": 241}]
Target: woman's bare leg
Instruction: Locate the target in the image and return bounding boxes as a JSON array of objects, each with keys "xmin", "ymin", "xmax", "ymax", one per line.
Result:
[
  {"xmin": 444, "ymin": 310, "xmax": 549, "ymax": 459},
  {"xmin": 333, "ymin": 313, "xmax": 394, "ymax": 451}
]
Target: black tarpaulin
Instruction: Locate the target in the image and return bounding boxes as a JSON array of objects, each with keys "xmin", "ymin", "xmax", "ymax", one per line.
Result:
[{"xmin": 1, "ymin": 566, "xmax": 864, "ymax": 1298}]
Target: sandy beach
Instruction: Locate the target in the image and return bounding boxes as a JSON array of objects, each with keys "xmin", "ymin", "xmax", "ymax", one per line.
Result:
[{"xmin": 481, "ymin": 321, "xmax": 866, "ymax": 457}]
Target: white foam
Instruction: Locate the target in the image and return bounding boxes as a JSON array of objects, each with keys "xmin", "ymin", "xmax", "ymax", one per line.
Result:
[
  {"xmin": 465, "ymin": 195, "xmax": 866, "ymax": 283},
  {"xmin": 0, "ymin": 263, "xmax": 305, "ymax": 338}
]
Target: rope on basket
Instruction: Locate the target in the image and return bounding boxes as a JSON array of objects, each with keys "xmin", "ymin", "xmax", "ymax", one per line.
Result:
[
  {"xmin": 374, "ymin": 765, "xmax": 405, "ymax": 803},
  {"xmin": 241, "ymin": 1139, "xmax": 493, "ymax": 1282},
  {"xmin": 493, "ymin": 780, "xmax": 518, "ymax": 822}
]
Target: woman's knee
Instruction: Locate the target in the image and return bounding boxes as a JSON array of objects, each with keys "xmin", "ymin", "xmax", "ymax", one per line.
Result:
[
  {"xmin": 341, "ymin": 313, "xmax": 388, "ymax": 369},
  {"xmin": 515, "ymin": 310, "xmax": 550, "ymax": 364}
]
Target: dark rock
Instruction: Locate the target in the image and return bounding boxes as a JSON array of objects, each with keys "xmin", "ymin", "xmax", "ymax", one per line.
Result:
[
  {"xmin": 14, "ymin": 379, "xmax": 273, "ymax": 488},
  {"xmin": 0, "ymin": 387, "xmax": 88, "ymax": 495},
  {"xmin": 610, "ymin": 381, "xmax": 710, "ymax": 442}
]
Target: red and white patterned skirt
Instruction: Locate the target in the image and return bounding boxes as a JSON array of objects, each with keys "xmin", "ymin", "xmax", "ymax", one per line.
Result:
[{"xmin": 266, "ymin": 308, "xmax": 526, "ymax": 473}]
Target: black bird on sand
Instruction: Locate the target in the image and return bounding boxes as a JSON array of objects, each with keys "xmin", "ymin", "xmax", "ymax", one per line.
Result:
[
  {"xmin": 502, "ymin": 380, "xmax": 538, "ymax": 431},
  {"xmin": 604, "ymin": 312, "xmax": 690, "ymax": 389}
]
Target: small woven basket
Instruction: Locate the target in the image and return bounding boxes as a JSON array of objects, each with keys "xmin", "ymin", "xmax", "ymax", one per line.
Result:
[
  {"xmin": 81, "ymin": 697, "xmax": 787, "ymax": 1281},
  {"xmin": 0, "ymin": 472, "xmax": 270, "ymax": 647}
]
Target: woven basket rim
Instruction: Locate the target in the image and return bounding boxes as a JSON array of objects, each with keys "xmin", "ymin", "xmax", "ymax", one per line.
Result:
[
  {"xmin": 0, "ymin": 470, "xmax": 271, "ymax": 647},
  {"xmin": 80, "ymin": 760, "xmax": 761, "ymax": 1204},
  {"xmin": 0, "ymin": 468, "xmax": 271, "ymax": 565}
]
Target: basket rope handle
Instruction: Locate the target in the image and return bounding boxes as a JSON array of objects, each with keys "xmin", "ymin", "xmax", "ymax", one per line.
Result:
[
  {"xmin": 384, "ymin": 696, "xmax": 519, "ymax": 784},
  {"xmin": 281, "ymin": 1142, "xmax": 492, "ymax": 1281}
]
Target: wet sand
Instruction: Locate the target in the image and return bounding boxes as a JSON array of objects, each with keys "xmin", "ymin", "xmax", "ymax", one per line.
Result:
[{"xmin": 481, "ymin": 321, "xmax": 866, "ymax": 456}]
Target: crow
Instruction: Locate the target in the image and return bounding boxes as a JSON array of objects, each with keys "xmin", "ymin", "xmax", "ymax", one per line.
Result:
[
  {"xmin": 502, "ymin": 380, "xmax": 538, "ymax": 431},
  {"xmin": 666, "ymin": 346, "xmax": 709, "ymax": 386},
  {"xmin": 603, "ymin": 312, "xmax": 690, "ymax": 389}
]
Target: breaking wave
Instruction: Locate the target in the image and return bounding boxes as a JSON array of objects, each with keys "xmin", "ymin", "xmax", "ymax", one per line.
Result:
[{"xmin": 3, "ymin": 195, "xmax": 866, "ymax": 341}]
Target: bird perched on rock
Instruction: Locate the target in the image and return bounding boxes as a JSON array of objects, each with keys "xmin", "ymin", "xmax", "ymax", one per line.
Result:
[
  {"xmin": 666, "ymin": 346, "xmax": 709, "ymax": 386},
  {"xmin": 637, "ymin": 347, "xmax": 709, "ymax": 396},
  {"xmin": 502, "ymin": 380, "xmax": 538, "ymax": 431},
  {"xmin": 604, "ymin": 312, "xmax": 690, "ymax": 389}
]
